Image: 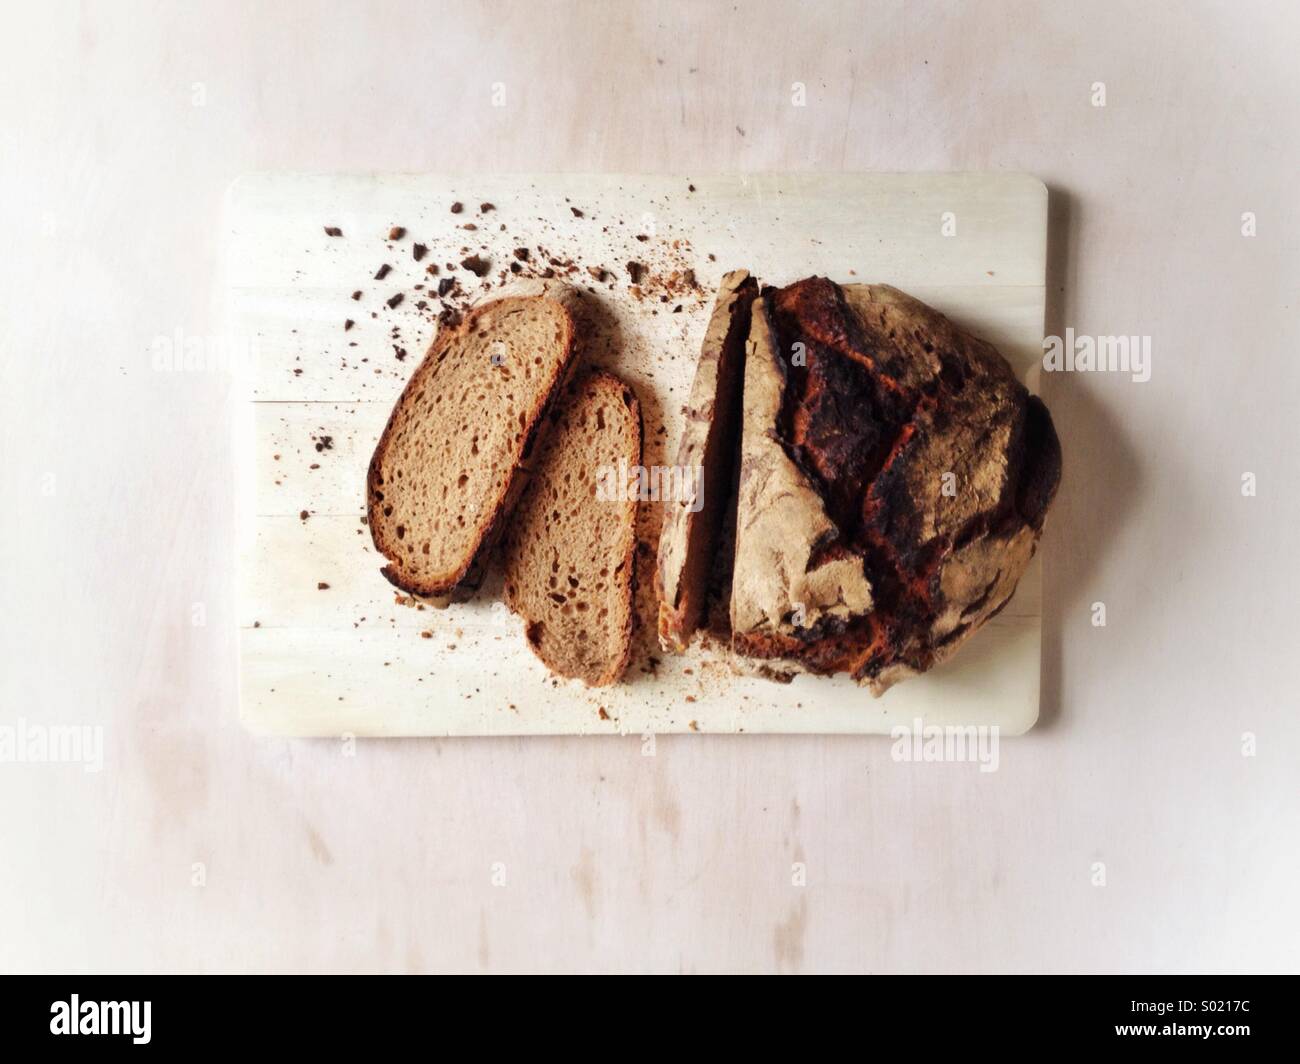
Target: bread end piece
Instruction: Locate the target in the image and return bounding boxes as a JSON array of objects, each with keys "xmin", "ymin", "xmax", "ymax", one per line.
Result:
[{"xmin": 655, "ymin": 269, "xmax": 758, "ymax": 652}]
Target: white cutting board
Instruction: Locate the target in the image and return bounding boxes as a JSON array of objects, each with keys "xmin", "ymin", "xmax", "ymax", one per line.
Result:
[{"xmin": 226, "ymin": 172, "xmax": 1048, "ymax": 737}]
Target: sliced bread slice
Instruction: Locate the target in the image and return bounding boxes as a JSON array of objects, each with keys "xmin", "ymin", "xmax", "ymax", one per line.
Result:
[
  {"xmin": 502, "ymin": 371, "xmax": 642, "ymax": 686},
  {"xmin": 366, "ymin": 294, "xmax": 578, "ymax": 598},
  {"xmin": 654, "ymin": 268, "xmax": 758, "ymax": 651}
]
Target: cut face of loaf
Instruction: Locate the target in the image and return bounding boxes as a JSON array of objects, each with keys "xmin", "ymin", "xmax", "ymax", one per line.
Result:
[
  {"xmin": 366, "ymin": 295, "xmax": 578, "ymax": 599},
  {"xmin": 502, "ymin": 371, "xmax": 642, "ymax": 687},
  {"xmin": 655, "ymin": 269, "xmax": 758, "ymax": 651},
  {"xmin": 731, "ymin": 277, "xmax": 1062, "ymax": 695}
]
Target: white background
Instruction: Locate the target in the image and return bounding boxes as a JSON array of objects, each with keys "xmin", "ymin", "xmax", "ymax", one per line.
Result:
[{"xmin": 1, "ymin": 0, "xmax": 1296, "ymax": 973}]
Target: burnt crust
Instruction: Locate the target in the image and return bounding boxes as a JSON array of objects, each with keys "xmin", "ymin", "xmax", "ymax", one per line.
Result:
[{"xmin": 731, "ymin": 277, "xmax": 1061, "ymax": 694}]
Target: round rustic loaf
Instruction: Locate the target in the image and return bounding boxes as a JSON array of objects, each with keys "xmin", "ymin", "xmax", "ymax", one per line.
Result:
[{"xmin": 730, "ymin": 277, "xmax": 1062, "ymax": 694}]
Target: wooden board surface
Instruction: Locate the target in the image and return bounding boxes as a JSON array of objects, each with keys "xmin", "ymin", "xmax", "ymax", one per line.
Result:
[{"xmin": 226, "ymin": 172, "xmax": 1047, "ymax": 737}]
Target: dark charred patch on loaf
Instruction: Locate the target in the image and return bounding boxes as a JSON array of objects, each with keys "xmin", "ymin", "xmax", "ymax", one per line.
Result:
[{"xmin": 768, "ymin": 279, "xmax": 918, "ymax": 536}]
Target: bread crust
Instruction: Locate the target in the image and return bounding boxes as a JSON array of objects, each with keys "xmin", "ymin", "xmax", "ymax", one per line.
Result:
[
  {"xmin": 730, "ymin": 278, "xmax": 1061, "ymax": 694},
  {"xmin": 366, "ymin": 294, "xmax": 578, "ymax": 599}
]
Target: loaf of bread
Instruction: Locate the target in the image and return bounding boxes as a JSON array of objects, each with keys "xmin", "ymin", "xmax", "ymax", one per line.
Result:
[
  {"xmin": 366, "ymin": 294, "xmax": 578, "ymax": 600},
  {"xmin": 730, "ymin": 277, "xmax": 1061, "ymax": 694}
]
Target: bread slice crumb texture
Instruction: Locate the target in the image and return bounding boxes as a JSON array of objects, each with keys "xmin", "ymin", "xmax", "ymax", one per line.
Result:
[
  {"xmin": 502, "ymin": 371, "xmax": 641, "ymax": 687},
  {"xmin": 367, "ymin": 295, "xmax": 576, "ymax": 597}
]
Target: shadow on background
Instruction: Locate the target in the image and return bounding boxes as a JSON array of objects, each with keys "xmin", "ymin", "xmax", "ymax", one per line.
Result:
[{"xmin": 1036, "ymin": 185, "xmax": 1144, "ymax": 732}]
